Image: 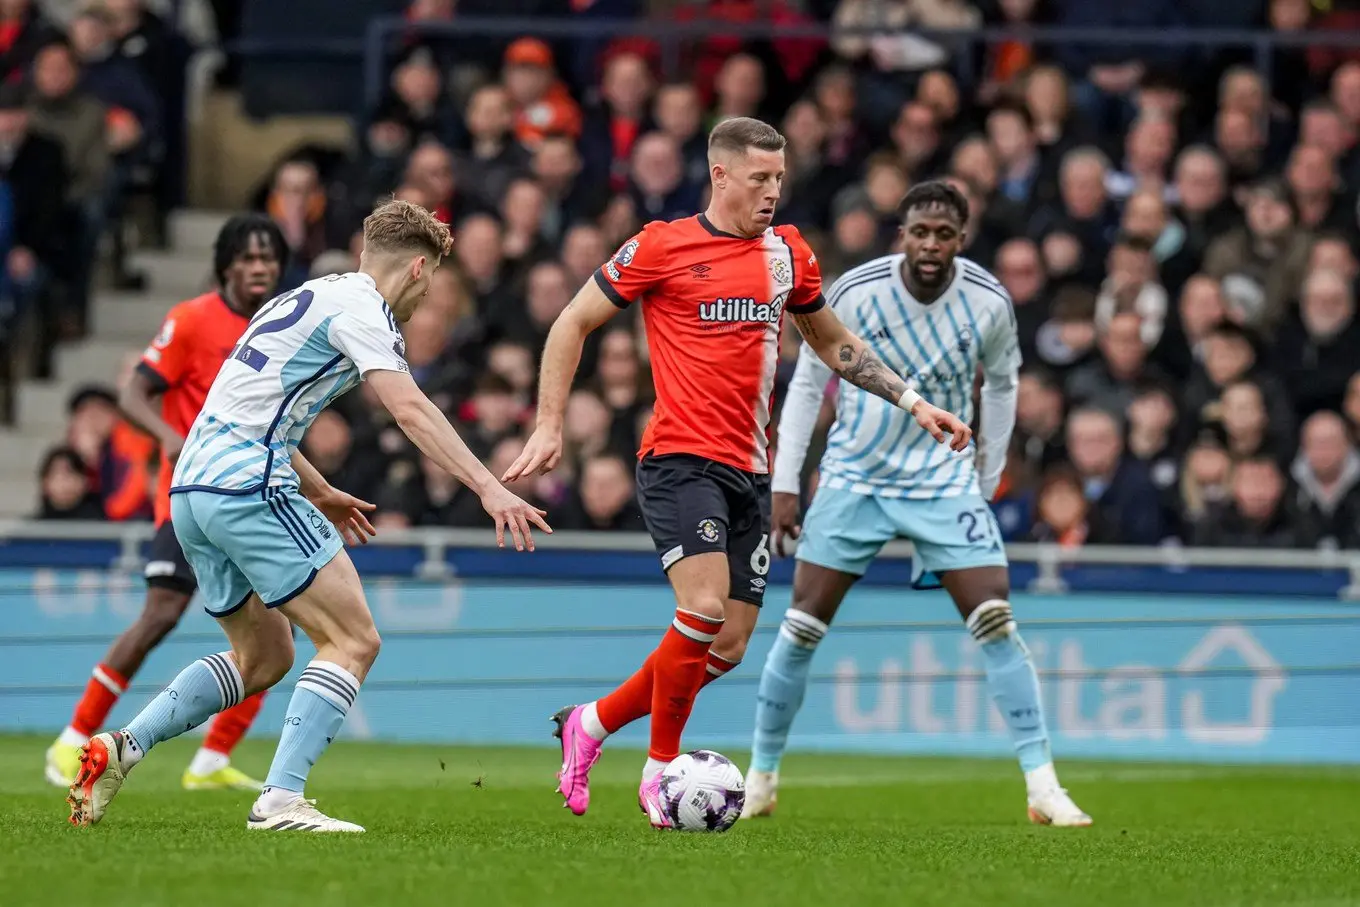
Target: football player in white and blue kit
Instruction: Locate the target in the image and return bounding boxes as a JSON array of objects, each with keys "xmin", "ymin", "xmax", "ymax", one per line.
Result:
[
  {"xmin": 67, "ymin": 200, "xmax": 551, "ymax": 832},
  {"xmin": 744, "ymin": 183, "xmax": 1091, "ymax": 826}
]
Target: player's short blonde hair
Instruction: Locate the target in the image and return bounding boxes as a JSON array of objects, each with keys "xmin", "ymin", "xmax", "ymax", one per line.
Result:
[{"xmin": 362, "ymin": 198, "xmax": 454, "ymax": 260}]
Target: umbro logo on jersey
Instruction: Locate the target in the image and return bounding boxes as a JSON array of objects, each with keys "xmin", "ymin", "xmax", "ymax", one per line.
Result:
[
  {"xmin": 690, "ymin": 264, "xmax": 711, "ymax": 277},
  {"xmin": 699, "ymin": 297, "xmax": 783, "ymax": 324}
]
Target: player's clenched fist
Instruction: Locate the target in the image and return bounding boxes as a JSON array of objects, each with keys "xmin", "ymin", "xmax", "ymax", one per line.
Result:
[
  {"xmin": 502, "ymin": 426, "xmax": 563, "ymax": 481},
  {"xmin": 480, "ymin": 484, "xmax": 553, "ymax": 551},
  {"xmin": 911, "ymin": 401, "xmax": 973, "ymax": 452}
]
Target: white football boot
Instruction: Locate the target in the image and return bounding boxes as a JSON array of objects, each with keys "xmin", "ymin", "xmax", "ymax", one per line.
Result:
[
  {"xmin": 247, "ymin": 796, "xmax": 365, "ymax": 833},
  {"xmin": 740, "ymin": 769, "xmax": 779, "ymax": 819},
  {"xmin": 66, "ymin": 731, "xmax": 133, "ymax": 826},
  {"xmin": 1027, "ymin": 788, "xmax": 1093, "ymax": 827}
]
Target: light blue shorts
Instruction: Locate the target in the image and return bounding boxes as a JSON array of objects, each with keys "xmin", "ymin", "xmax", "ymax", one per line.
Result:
[
  {"xmin": 796, "ymin": 485, "xmax": 1007, "ymax": 589},
  {"xmin": 170, "ymin": 486, "xmax": 343, "ymax": 617}
]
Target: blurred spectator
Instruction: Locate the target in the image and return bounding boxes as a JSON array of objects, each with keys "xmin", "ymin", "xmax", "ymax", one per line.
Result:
[
  {"xmin": 36, "ymin": 445, "xmax": 104, "ymax": 520},
  {"xmin": 1285, "ymin": 143, "xmax": 1350, "ymax": 234},
  {"xmin": 987, "ymin": 100, "xmax": 1046, "ymax": 217},
  {"xmin": 556, "ymin": 452, "xmax": 643, "ymax": 531},
  {"xmin": 579, "ymin": 51, "xmax": 653, "ymax": 193},
  {"xmin": 889, "ymin": 101, "xmax": 945, "ymax": 181},
  {"xmin": 1289, "ymin": 411, "xmax": 1360, "ymax": 550},
  {"xmin": 372, "ymin": 46, "xmax": 455, "ymax": 149},
  {"xmin": 1029, "ymin": 465, "xmax": 1090, "ymax": 547},
  {"xmin": 1180, "ymin": 431, "xmax": 1233, "ymax": 525},
  {"xmin": 457, "ymin": 372, "xmax": 526, "ymax": 458},
  {"xmin": 68, "ymin": 7, "xmax": 162, "ymax": 165},
  {"xmin": 1107, "ymin": 113, "xmax": 1176, "ymax": 204},
  {"xmin": 499, "ymin": 177, "xmax": 553, "ymax": 273},
  {"xmin": 1204, "ymin": 177, "xmax": 1311, "ymax": 330},
  {"xmin": 503, "ymin": 38, "xmax": 582, "ymax": 149},
  {"xmin": 1192, "ymin": 456, "xmax": 1299, "ymax": 548},
  {"xmin": 1066, "ymin": 406, "xmax": 1164, "ymax": 544},
  {"xmin": 29, "ymin": 39, "xmax": 108, "ymax": 330},
  {"xmin": 711, "ymin": 53, "xmax": 766, "ymax": 125},
  {"xmin": 1013, "ymin": 368, "xmax": 1068, "ymax": 482},
  {"xmin": 1125, "ymin": 381, "xmax": 1181, "ymax": 524},
  {"xmin": 0, "ymin": 0, "xmax": 57, "ymax": 84},
  {"xmin": 0, "ymin": 83, "xmax": 63, "ymax": 333},
  {"xmin": 1219, "ymin": 378, "xmax": 1291, "ymax": 464},
  {"xmin": 300, "ymin": 410, "xmax": 385, "ymax": 505},
  {"xmin": 1066, "ymin": 311, "xmax": 1165, "ymax": 416},
  {"xmin": 404, "ymin": 140, "xmax": 458, "ymax": 226},
  {"xmin": 453, "ymin": 84, "xmax": 530, "ymax": 215},
  {"xmin": 264, "ymin": 157, "xmax": 329, "ymax": 289},
  {"xmin": 559, "ymin": 222, "xmax": 608, "ymax": 289},
  {"xmin": 652, "ymin": 81, "xmax": 708, "ymax": 187},
  {"xmin": 533, "ymin": 134, "xmax": 606, "ymax": 243},
  {"xmin": 1346, "ymin": 372, "xmax": 1360, "ymax": 441},
  {"xmin": 629, "ymin": 131, "xmax": 701, "ymax": 224},
  {"xmin": 1030, "ymin": 146, "xmax": 1118, "ymax": 279},
  {"xmin": 595, "ymin": 326, "xmax": 649, "ymax": 456},
  {"xmin": 1181, "ymin": 320, "xmax": 1293, "ymax": 449},
  {"xmin": 994, "ymin": 238, "xmax": 1049, "ymax": 363},
  {"xmin": 1093, "ymin": 235, "xmax": 1168, "ymax": 347},
  {"xmin": 1273, "ymin": 268, "xmax": 1360, "ymax": 420}
]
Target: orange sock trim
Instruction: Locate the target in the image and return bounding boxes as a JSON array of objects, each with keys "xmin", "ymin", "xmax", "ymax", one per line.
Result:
[
  {"xmin": 71, "ymin": 663, "xmax": 128, "ymax": 737},
  {"xmin": 202, "ymin": 690, "xmax": 267, "ymax": 756},
  {"xmin": 648, "ymin": 609, "xmax": 722, "ymax": 762},
  {"xmin": 699, "ymin": 650, "xmax": 739, "ymax": 689}
]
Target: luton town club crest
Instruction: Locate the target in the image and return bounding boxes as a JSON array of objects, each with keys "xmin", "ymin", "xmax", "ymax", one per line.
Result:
[{"xmin": 769, "ymin": 257, "xmax": 791, "ymax": 287}]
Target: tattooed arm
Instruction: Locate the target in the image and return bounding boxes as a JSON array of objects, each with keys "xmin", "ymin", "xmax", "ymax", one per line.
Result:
[
  {"xmin": 790, "ymin": 306, "xmax": 973, "ymax": 451},
  {"xmin": 789, "ymin": 307, "xmax": 909, "ymax": 407}
]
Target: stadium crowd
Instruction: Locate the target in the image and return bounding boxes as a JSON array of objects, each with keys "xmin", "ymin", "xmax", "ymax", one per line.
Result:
[{"xmin": 28, "ymin": 0, "xmax": 1360, "ymax": 551}]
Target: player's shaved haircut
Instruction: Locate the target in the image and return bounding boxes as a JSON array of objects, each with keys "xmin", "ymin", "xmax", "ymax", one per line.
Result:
[
  {"xmin": 363, "ymin": 198, "xmax": 454, "ymax": 260},
  {"xmin": 707, "ymin": 116, "xmax": 786, "ymax": 162}
]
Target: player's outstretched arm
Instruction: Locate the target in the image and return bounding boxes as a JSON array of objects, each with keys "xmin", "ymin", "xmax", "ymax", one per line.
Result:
[
  {"xmin": 367, "ymin": 369, "xmax": 552, "ymax": 551},
  {"xmin": 291, "ymin": 449, "xmax": 377, "ymax": 547},
  {"xmin": 790, "ymin": 306, "xmax": 972, "ymax": 452},
  {"xmin": 504, "ymin": 278, "xmax": 620, "ymax": 481},
  {"xmin": 118, "ymin": 367, "xmax": 184, "ymax": 462}
]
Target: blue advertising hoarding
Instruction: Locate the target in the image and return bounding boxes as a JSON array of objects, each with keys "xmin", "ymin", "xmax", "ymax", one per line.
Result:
[{"xmin": 2, "ymin": 542, "xmax": 1356, "ymax": 764}]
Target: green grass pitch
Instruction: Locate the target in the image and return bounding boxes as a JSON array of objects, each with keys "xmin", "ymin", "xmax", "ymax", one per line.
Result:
[{"xmin": 2, "ymin": 734, "xmax": 1358, "ymax": 907}]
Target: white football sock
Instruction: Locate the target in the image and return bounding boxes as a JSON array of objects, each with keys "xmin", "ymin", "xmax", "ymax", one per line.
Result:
[
  {"xmin": 580, "ymin": 702, "xmax": 608, "ymax": 741},
  {"xmin": 58, "ymin": 726, "xmax": 88, "ymax": 747},
  {"xmin": 642, "ymin": 757, "xmax": 668, "ymax": 780},
  {"xmin": 1025, "ymin": 763, "xmax": 1060, "ymax": 797},
  {"xmin": 188, "ymin": 747, "xmax": 230, "ymax": 777},
  {"xmin": 254, "ymin": 785, "xmax": 303, "ymax": 816}
]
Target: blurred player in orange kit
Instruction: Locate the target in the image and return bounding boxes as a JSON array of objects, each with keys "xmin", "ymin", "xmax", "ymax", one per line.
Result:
[
  {"xmin": 45, "ymin": 214, "xmax": 289, "ymax": 792},
  {"xmin": 503, "ymin": 116, "xmax": 973, "ymax": 826}
]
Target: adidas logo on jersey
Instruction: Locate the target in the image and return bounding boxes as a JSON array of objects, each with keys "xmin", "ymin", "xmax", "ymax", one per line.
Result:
[{"xmin": 699, "ymin": 297, "xmax": 783, "ymax": 324}]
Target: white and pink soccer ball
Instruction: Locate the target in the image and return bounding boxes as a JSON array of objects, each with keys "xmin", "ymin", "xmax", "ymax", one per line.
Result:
[{"xmin": 658, "ymin": 750, "xmax": 745, "ymax": 832}]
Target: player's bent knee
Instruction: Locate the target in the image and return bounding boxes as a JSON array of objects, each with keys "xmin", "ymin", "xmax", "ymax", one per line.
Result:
[
  {"xmin": 711, "ymin": 632, "xmax": 747, "ymax": 665},
  {"xmin": 965, "ymin": 599, "xmax": 1018, "ymax": 644},
  {"xmin": 678, "ymin": 595, "xmax": 726, "ymax": 622}
]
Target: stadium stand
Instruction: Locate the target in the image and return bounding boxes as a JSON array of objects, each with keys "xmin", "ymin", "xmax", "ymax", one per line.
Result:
[{"xmin": 6, "ymin": 0, "xmax": 1360, "ymax": 552}]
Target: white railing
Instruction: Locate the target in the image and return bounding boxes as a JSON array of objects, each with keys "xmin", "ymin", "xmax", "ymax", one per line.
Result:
[{"xmin": 4, "ymin": 519, "xmax": 1360, "ymax": 599}]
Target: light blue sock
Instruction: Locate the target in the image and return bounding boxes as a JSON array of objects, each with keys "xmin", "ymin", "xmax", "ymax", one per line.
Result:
[
  {"xmin": 123, "ymin": 652, "xmax": 243, "ymax": 762},
  {"xmin": 967, "ymin": 600, "xmax": 1052, "ymax": 774},
  {"xmin": 262, "ymin": 660, "xmax": 359, "ymax": 796},
  {"xmin": 751, "ymin": 610, "xmax": 828, "ymax": 773}
]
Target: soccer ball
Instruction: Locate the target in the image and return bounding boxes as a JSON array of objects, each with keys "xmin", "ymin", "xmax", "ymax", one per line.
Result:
[{"xmin": 658, "ymin": 750, "xmax": 745, "ymax": 832}]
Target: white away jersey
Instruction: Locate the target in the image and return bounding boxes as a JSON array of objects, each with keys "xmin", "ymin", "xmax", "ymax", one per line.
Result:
[
  {"xmin": 774, "ymin": 255, "xmax": 1020, "ymax": 500},
  {"xmin": 171, "ymin": 272, "xmax": 408, "ymax": 495}
]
